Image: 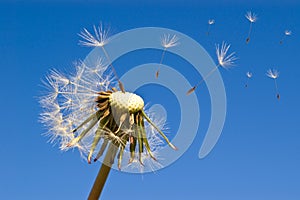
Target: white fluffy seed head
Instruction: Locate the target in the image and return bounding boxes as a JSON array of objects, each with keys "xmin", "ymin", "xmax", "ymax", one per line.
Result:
[{"xmin": 109, "ymin": 91, "xmax": 144, "ymax": 113}]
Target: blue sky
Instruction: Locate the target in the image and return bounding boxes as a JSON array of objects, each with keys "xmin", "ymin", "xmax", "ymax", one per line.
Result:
[{"xmin": 0, "ymin": 1, "xmax": 300, "ymax": 199}]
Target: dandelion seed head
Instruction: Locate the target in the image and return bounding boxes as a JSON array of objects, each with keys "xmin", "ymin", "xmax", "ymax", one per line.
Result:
[
  {"xmin": 266, "ymin": 69, "xmax": 279, "ymax": 79},
  {"xmin": 285, "ymin": 30, "xmax": 292, "ymax": 36},
  {"xmin": 216, "ymin": 42, "xmax": 237, "ymax": 68},
  {"xmin": 161, "ymin": 34, "xmax": 180, "ymax": 48},
  {"xmin": 208, "ymin": 19, "xmax": 215, "ymax": 25},
  {"xmin": 40, "ymin": 55, "xmax": 175, "ymax": 170},
  {"xmin": 245, "ymin": 11, "xmax": 258, "ymax": 23}
]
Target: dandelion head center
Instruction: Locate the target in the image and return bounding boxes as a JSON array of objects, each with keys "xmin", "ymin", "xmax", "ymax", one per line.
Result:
[{"xmin": 109, "ymin": 91, "xmax": 144, "ymax": 113}]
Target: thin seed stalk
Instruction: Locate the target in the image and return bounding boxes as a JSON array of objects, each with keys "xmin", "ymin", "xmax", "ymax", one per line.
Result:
[
  {"xmin": 160, "ymin": 47, "xmax": 167, "ymax": 64},
  {"xmin": 274, "ymin": 79, "xmax": 278, "ymax": 93},
  {"xmin": 274, "ymin": 79, "xmax": 280, "ymax": 99},
  {"xmin": 196, "ymin": 65, "xmax": 219, "ymax": 87},
  {"xmin": 280, "ymin": 35, "xmax": 286, "ymax": 44},
  {"xmin": 245, "ymin": 77, "xmax": 250, "ymax": 88},
  {"xmin": 207, "ymin": 24, "xmax": 211, "ymax": 35},
  {"xmin": 187, "ymin": 65, "xmax": 219, "ymax": 95},
  {"xmin": 248, "ymin": 22, "xmax": 253, "ymax": 38},
  {"xmin": 101, "ymin": 46, "xmax": 125, "ymax": 92},
  {"xmin": 246, "ymin": 22, "xmax": 253, "ymax": 43}
]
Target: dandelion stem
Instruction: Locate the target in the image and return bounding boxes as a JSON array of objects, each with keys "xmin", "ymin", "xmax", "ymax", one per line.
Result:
[{"xmin": 88, "ymin": 143, "xmax": 117, "ymax": 200}]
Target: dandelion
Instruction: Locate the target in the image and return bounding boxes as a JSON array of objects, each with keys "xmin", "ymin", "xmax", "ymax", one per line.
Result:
[
  {"xmin": 245, "ymin": 71, "xmax": 253, "ymax": 88},
  {"xmin": 156, "ymin": 34, "xmax": 179, "ymax": 78},
  {"xmin": 266, "ymin": 69, "xmax": 280, "ymax": 100},
  {"xmin": 187, "ymin": 42, "xmax": 237, "ymax": 95},
  {"xmin": 245, "ymin": 11, "xmax": 258, "ymax": 44},
  {"xmin": 280, "ymin": 30, "xmax": 292, "ymax": 44},
  {"xmin": 40, "ymin": 27, "xmax": 177, "ymax": 199},
  {"xmin": 206, "ymin": 19, "xmax": 215, "ymax": 35}
]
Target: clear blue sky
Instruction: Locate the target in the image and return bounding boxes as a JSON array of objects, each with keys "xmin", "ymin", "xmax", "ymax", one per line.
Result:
[{"xmin": 0, "ymin": 1, "xmax": 300, "ymax": 199}]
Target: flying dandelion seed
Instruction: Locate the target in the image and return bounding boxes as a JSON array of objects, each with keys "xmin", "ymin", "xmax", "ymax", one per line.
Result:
[
  {"xmin": 280, "ymin": 30, "xmax": 292, "ymax": 44},
  {"xmin": 40, "ymin": 25, "xmax": 177, "ymax": 199},
  {"xmin": 187, "ymin": 42, "xmax": 237, "ymax": 95},
  {"xmin": 206, "ymin": 19, "xmax": 215, "ymax": 35},
  {"xmin": 266, "ymin": 69, "xmax": 280, "ymax": 100},
  {"xmin": 245, "ymin": 11, "xmax": 257, "ymax": 44},
  {"xmin": 156, "ymin": 34, "xmax": 179, "ymax": 78},
  {"xmin": 245, "ymin": 71, "xmax": 253, "ymax": 88}
]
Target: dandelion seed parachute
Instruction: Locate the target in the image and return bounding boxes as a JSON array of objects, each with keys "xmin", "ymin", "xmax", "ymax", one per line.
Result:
[
  {"xmin": 266, "ymin": 69, "xmax": 280, "ymax": 100},
  {"xmin": 245, "ymin": 11, "xmax": 257, "ymax": 44},
  {"xmin": 245, "ymin": 71, "xmax": 252, "ymax": 88},
  {"xmin": 187, "ymin": 42, "xmax": 237, "ymax": 95},
  {"xmin": 206, "ymin": 19, "xmax": 215, "ymax": 35},
  {"xmin": 156, "ymin": 34, "xmax": 179, "ymax": 78},
  {"xmin": 280, "ymin": 30, "xmax": 292, "ymax": 44}
]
